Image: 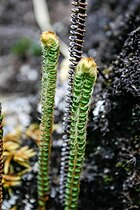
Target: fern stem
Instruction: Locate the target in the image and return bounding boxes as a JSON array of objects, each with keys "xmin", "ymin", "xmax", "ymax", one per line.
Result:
[
  {"xmin": 38, "ymin": 31, "xmax": 60, "ymax": 209},
  {"xmin": 64, "ymin": 58, "xmax": 97, "ymax": 210},
  {"xmin": 60, "ymin": 0, "xmax": 88, "ymax": 203}
]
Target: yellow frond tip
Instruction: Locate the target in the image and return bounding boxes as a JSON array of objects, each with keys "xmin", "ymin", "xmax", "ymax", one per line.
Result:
[
  {"xmin": 76, "ymin": 57, "xmax": 97, "ymax": 79},
  {"xmin": 40, "ymin": 31, "xmax": 59, "ymax": 47}
]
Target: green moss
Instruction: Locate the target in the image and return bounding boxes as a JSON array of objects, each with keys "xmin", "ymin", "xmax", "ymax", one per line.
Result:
[
  {"xmin": 11, "ymin": 38, "xmax": 41, "ymax": 57},
  {"xmin": 103, "ymin": 175, "xmax": 113, "ymax": 184}
]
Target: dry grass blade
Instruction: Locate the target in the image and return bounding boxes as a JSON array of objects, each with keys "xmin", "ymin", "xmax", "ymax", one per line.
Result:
[
  {"xmin": 32, "ymin": 0, "xmax": 69, "ymax": 58},
  {"xmin": 26, "ymin": 124, "xmax": 41, "ymax": 145},
  {"xmin": 13, "ymin": 146, "xmax": 36, "ymax": 164},
  {"xmin": 2, "ymin": 174, "xmax": 21, "ymax": 188},
  {"xmin": 2, "ymin": 128, "xmax": 36, "ymax": 193}
]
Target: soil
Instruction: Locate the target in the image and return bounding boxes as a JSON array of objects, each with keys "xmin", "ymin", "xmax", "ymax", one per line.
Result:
[{"xmin": 0, "ymin": 0, "xmax": 140, "ymax": 210}]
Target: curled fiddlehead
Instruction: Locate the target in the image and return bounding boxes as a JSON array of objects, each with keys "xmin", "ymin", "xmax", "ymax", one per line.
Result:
[
  {"xmin": 64, "ymin": 58, "xmax": 97, "ymax": 210},
  {"xmin": 38, "ymin": 31, "xmax": 60, "ymax": 209},
  {"xmin": 60, "ymin": 0, "xmax": 87, "ymax": 203},
  {"xmin": 0, "ymin": 104, "xmax": 3, "ymax": 210}
]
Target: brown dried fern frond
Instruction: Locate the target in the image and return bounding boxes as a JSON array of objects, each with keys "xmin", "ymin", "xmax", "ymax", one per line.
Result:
[{"xmin": 0, "ymin": 104, "xmax": 3, "ymax": 210}]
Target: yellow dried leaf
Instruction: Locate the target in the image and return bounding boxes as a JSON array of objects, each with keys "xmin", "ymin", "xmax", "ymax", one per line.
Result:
[
  {"xmin": 2, "ymin": 174, "xmax": 21, "ymax": 181},
  {"xmin": 26, "ymin": 123, "xmax": 60, "ymax": 145},
  {"xmin": 4, "ymin": 141, "xmax": 19, "ymax": 151},
  {"xmin": 10, "ymin": 207, "xmax": 17, "ymax": 210},
  {"xmin": 2, "ymin": 174, "xmax": 21, "ymax": 188},
  {"xmin": 26, "ymin": 123, "xmax": 41, "ymax": 145},
  {"xmin": 4, "ymin": 154, "xmax": 13, "ymax": 174},
  {"xmin": 3, "ymin": 129, "xmax": 21, "ymax": 143},
  {"xmin": 15, "ymin": 161, "xmax": 30, "ymax": 168},
  {"xmin": 3, "ymin": 151, "xmax": 11, "ymax": 156},
  {"xmin": 17, "ymin": 167, "xmax": 31, "ymax": 176},
  {"xmin": 13, "ymin": 146, "xmax": 36, "ymax": 163}
]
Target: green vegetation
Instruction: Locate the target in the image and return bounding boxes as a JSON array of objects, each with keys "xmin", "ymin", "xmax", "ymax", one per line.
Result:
[
  {"xmin": 64, "ymin": 58, "xmax": 97, "ymax": 210},
  {"xmin": 11, "ymin": 37, "xmax": 41, "ymax": 58},
  {"xmin": 36, "ymin": 30, "xmax": 97, "ymax": 210},
  {"xmin": 37, "ymin": 31, "xmax": 60, "ymax": 210}
]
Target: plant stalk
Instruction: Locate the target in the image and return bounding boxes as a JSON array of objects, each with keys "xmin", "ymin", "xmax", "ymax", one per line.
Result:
[
  {"xmin": 38, "ymin": 31, "xmax": 60, "ymax": 209},
  {"xmin": 64, "ymin": 58, "xmax": 97, "ymax": 210}
]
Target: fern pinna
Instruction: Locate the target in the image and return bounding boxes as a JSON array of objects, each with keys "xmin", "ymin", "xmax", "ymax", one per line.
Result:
[
  {"xmin": 59, "ymin": 0, "xmax": 88, "ymax": 203},
  {"xmin": 38, "ymin": 31, "xmax": 60, "ymax": 209},
  {"xmin": 64, "ymin": 58, "xmax": 97, "ymax": 210}
]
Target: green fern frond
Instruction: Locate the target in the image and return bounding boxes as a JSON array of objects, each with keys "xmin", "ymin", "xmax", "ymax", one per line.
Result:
[
  {"xmin": 38, "ymin": 31, "xmax": 60, "ymax": 209},
  {"xmin": 64, "ymin": 58, "xmax": 97, "ymax": 210}
]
